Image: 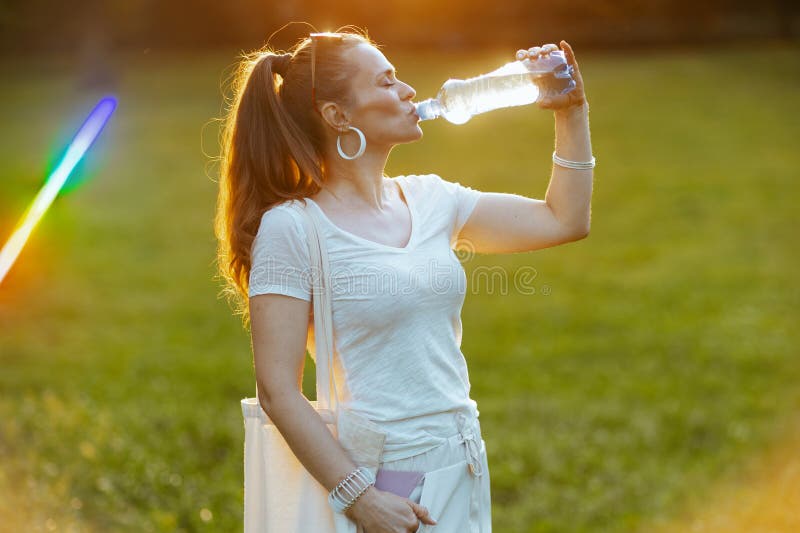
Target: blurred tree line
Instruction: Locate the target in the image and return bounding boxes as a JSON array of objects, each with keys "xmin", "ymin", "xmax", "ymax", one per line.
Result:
[{"xmin": 0, "ymin": 0, "xmax": 797, "ymax": 58}]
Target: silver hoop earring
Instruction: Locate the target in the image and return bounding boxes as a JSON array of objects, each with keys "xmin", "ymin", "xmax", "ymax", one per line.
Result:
[{"xmin": 336, "ymin": 125, "xmax": 366, "ymax": 160}]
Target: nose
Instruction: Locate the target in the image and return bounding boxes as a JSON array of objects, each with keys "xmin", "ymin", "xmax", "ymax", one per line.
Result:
[{"xmin": 402, "ymin": 81, "xmax": 416, "ymax": 100}]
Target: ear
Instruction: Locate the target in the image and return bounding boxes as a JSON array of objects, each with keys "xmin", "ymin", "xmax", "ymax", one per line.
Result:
[{"xmin": 319, "ymin": 101, "xmax": 350, "ymax": 131}]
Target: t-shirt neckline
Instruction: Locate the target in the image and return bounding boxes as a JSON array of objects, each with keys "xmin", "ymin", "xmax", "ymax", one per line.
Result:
[{"xmin": 305, "ymin": 177, "xmax": 417, "ymax": 252}]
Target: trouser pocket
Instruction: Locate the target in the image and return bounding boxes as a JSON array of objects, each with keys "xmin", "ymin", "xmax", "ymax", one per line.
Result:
[{"xmin": 414, "ymin": 459, "xmax": 472, "ymax": 533}]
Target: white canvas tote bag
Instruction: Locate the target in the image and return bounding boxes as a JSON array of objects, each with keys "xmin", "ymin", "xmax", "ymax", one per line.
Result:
[{"xmin": 241, "ymin": 201, "xmax": 346, "ymax": 533}]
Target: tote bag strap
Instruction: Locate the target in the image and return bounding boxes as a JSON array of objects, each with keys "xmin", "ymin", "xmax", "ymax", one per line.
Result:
[{"xmin": 289, "ymin": 200, "xmax": 340, "ymax": 415}]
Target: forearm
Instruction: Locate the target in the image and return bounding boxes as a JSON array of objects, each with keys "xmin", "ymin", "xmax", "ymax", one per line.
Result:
[
  {"xmin": 262, "ymin": 392, "xmax": 358, "ymax": 492},
  {"xmin": 545, "ymin": 101, "xmax": 594, "ymax": 234}
]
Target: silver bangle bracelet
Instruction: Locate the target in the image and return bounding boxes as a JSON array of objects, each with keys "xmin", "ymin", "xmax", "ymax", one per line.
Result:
[
  {"xmin": 330, "ymin": 468, "xmax": 373, "ymax": 513},
  {"xmin": 328, "ymin": 466, "xmax": 375, "ymax": 514},
  {"xmin": 553, "ymin": 150, "xmax": 596, "ymax": 169}
]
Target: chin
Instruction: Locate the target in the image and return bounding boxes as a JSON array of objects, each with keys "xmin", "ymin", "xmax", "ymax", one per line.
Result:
[
  {"xmin": 403, "ymin": 127, "xmax": 423, "ymax": 144},
  {"xmin": 391, "ymin": 128, "xmax": 422, "ymax": 145}
]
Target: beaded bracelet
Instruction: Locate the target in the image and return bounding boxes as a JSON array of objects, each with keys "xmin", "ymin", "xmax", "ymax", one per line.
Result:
[{"xmin": 328, "ymin": 466, "xmax": 375, "ymax": 514}]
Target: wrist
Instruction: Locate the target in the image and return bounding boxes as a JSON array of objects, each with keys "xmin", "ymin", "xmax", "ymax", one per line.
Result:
[
  {"xmin": 555, "ymin": 100, "xmax": 589, "ymax": 120},
  {"xmin": 344, "ymin": 485, "xmax": 377, "ymax": 521}
]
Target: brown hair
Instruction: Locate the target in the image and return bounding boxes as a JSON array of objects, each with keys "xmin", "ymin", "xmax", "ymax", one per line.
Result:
[{"xmin": 213, "ymin": 27, "xmax": 378, "ymax": 328}]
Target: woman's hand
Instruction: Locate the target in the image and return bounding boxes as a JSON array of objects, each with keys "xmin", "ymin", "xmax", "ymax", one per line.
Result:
[
  {"xmin": 345, "ymin": 486, "xmax": 437, "ymax": 532},
  {"xmin": 516, "ymin": 40, "xmax": 588, "ymax": 113}
]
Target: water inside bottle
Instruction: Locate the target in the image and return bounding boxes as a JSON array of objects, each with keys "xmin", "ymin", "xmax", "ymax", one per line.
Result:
[
  {"xmin": 444, "ymin": 72, "xmax": 542, "ymax": 124},
  {"xmin": 416, "ymin": 56, "xmax": 575, "ymax": 123}
]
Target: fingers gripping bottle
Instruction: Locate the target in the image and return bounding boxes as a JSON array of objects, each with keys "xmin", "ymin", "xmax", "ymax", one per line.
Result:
[{"xmin": 414, "ymin": 50, "xmax": 576, "ymax": 124}]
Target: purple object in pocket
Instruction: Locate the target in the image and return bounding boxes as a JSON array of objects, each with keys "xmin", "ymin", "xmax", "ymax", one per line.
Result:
[{"xmin": 374, "ymin": 468, "xmax": 425, "ymax": 499}]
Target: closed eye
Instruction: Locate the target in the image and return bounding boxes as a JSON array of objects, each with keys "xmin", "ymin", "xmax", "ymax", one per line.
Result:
[{"xmin": 376, "ymin": 67, "xmax": 398, "ymax": 86}]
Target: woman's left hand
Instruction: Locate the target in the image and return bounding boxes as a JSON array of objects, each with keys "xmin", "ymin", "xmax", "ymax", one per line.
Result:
[{"xmin": 516, "ymin": 40, "xmax": 587, "ymax": 113}]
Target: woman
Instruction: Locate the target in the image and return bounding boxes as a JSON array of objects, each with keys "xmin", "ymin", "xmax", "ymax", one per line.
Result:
[{"xmin": 216, "ymin": 28, "xmax": 593, "ymax": 533}]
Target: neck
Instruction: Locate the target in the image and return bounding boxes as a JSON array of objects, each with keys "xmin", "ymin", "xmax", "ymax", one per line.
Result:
[{"xmin": 319, "ymin": 142, "xmax": 395, "ymax": 212}]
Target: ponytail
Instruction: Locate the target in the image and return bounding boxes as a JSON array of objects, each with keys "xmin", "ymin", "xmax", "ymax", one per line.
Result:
[{"xmin": 213, "ymin": 28, "xmax": 376, "ymax": 328}]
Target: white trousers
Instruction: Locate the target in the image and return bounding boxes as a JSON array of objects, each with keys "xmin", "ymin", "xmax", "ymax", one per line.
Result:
[{"xmin": 336, "ymin": 411, "xmax": 492, "ymax": 533}]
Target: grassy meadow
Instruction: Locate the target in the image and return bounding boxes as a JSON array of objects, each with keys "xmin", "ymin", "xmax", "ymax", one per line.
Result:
[{"xmin": 0, "ymin": 42, "xmax": 798, "ymax": 532}]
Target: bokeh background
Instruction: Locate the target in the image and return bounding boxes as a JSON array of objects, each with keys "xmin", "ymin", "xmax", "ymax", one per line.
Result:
[{"xmin": 1, "ymin": 1, "xmax": 799, "ymax": 532}]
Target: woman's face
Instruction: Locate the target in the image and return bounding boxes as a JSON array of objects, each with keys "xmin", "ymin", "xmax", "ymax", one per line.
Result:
[{"xmin": 330, "ymin": 43, "xmax": 422, "ymax": 147}]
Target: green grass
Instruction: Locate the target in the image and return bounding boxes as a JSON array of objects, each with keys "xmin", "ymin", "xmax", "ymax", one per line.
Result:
[{"xmin": 0, "ymin": 43, "xmax": 798, "ymax": 532}]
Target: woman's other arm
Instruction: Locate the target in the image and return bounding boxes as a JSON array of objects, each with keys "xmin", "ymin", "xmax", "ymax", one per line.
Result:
[{"xmin": 250, "ymin": 292, "xmax": 359, "ymax": 492}]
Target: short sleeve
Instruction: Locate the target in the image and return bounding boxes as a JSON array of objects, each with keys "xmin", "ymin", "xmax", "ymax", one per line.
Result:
[
  {"xmin": 427, "ymin": 174, "xmax": 482, "ymax": 246},
  {"xmin": 248, "ymin": 205, "xmax": 312, "ymax": 301}
]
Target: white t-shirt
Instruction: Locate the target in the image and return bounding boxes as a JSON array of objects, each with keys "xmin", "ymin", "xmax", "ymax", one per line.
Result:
[{"xmin": 248, "ymin": 173, "xmax": 482, "ymax": 461}]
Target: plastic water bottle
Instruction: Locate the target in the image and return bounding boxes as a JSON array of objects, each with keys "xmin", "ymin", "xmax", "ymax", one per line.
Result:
[{"xmin": 414, "ymin": 50, "xmax": 576, "ymax": 124}]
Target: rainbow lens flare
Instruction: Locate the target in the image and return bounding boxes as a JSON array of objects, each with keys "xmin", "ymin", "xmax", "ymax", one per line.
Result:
[{"xmin": 0, "ymin": 96, "xmax": 117, "ymax": 284}]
